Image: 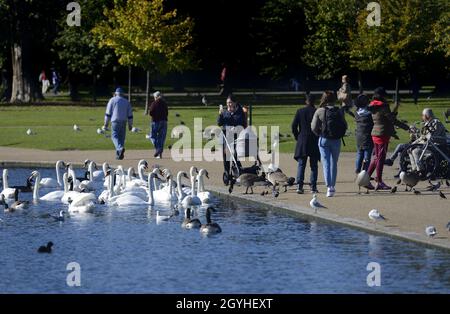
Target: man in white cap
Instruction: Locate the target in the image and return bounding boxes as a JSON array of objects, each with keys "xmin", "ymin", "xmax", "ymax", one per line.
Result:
[
  {"xmin": 103, "ymin": 87, "xmax": 133, "ymax": 160},
  {"xmin": 408, "ymin": 108, "xmax": 447, "ymax": 173},
  {"xmin": 146, "ymin": 91, "xmax": 168, "ymax": 158}
]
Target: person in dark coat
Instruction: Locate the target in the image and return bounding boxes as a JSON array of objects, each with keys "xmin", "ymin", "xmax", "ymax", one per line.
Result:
[
  {"xmin": 291, "ymin": 95, "xmax": 320, "ymax": 194},
  {"xmin": 354, "ymin": 94, "xmax": 374, "ymax": 177}
]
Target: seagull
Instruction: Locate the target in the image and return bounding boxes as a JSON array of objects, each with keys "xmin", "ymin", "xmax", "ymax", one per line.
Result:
[
  {"xmin": 73, "ymin": 124, "xmax": 81, "ymax": 132},
  {"xmin": 26, "ymin": 128, "xmax": 33, "ymax": 135},
  {"xmin": 310, "ymin": 194, "xmax": 326, "ymax": 213},
  {"xmin": 368, "ymin": 209, "xmax": 386, "ymax": 223},
  {"xmin": 96, "ymin": 128, "xmax": 105, "ymax": 134},
  {"xmin": 131, "ymin": 127, "xmax": 141, "ymax": 133},
  {"xmin": 425, "ymin": 226, "xmax": 437, "ymax": 238},
  {"xmin": 201, "ymin": 95, "xmax": 208, "ymax": 106},
  {"xmin": 446, "ymin": 180, "xmax": 450, "ymax": 187},
  {"xmin": 439, "ymin": 191, "xmax": 446, "ymax": 199}
]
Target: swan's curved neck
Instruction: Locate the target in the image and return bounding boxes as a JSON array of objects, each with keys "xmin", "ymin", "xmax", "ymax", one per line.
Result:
[
  {"xmin": 33, "ymin": 173, "xmax": 41, "ymax": 201},
  {"xmin": 138, "ymin": 166, "xmax": 145, "ymax": 181},
  {"xmin": 56, "ymin": 161, "xmax": 62, "ymax": 186},
  {"xmin": 177, "ymin": 172, "xmax": 184, "ymax": 199},
  {"xmin": 147, "ymin": 173, "xmax": 154, "ymax": 205},
  {"xmin": 2, "ymin": 170, "xmax": 8, "ymax": 190},
  {"xmin": 63, "ymin": 174, "xmax": 69, "ymax": 193},
  {"xmin": 190, "ymin": 176, "xmax": 197, "ymax": 197},
  {"xmin": 88, "ymin": 162, "xmax": 95, "ymax": 182}
]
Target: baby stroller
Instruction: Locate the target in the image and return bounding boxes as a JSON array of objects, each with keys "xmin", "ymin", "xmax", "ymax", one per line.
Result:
[{"xmin": 221, "ymin": 127, "xmax": 262, "ymax": 186}]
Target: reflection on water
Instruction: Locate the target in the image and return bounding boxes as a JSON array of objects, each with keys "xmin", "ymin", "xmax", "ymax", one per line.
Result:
[{"xmin": 0, "ymin": 168, "xmax": 450, "ymax": 293}]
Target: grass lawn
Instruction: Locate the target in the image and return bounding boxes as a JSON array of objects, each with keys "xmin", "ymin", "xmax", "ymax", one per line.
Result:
[{"xmin": 0, "ymin": 97, "xmax": 448, "ymax": 153}]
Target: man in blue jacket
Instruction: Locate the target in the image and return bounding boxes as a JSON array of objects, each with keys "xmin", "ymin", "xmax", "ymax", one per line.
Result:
[{"xmin": 103, "ymin": 87, "xmax": 133, "ymax": 160}]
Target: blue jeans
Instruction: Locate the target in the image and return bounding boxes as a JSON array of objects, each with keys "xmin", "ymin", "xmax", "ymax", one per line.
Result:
[
  {"xmin": 355, "ymin": 146, "xmax": 373, "ymax": 173},
  {"xmin": 296, "ymin": 156, "xmax": 319, "ymax": 190},
  {"xmin": 111, "ymin": 121, "xmax": 127, "ymax": 155},
  {"xmin": 151, "ymin": 120, "xmax": 168, "ymax": 155},
  {"xmin": 318, "ymin": 137, "xmax": 341, "ymax": 188}
]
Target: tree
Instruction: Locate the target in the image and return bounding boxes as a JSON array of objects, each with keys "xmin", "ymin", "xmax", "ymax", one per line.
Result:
[
  {"xmin": 251, "ymin": 0, "xmax": 305, "ymax": 80},
  {"xmin": 93, "ymin": 0, "xmax": 196, "ymax": 107},
  {"xmin": 54, "ymin": 0, "xmax": 115, "ymax": 102},
  {"xmin": 302, "ymin": 0, "xmax": 364, "ymax": 80},
  {"xmin": 0, "ymin": 0, "xmax": 63, "ymax": 103},
  {"xmin": 349, "ymin": 0, "xmax": 448, "ymax": 97}
]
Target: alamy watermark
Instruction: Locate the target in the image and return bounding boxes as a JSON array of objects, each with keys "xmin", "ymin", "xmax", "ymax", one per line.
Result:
[
  {"xmin": 366, "ymin": 2, "xmax": 381, "ymax": 27},
  {"xmin": 66, "ymin": 2, "xmax": 81, "ymax": 27},
  {"xmin": 66, "ymin": 262, "xmax": 81, "ymax": 287},
  {"xmin": 366, "ymin": 262, "xmax": 381, "ymax": 287}
]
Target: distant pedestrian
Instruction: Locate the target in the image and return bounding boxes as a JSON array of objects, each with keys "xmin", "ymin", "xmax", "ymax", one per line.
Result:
[
  {"xmin": 38, "ymin": 70, "xmax": 50, "ymax": 94},
  {"xmin": 311, "ymin": 91, "xmax": 348, "ymax": 197},
  {"xmin": 354, "ymin": 94, "xmax": 374, "ymax": 179},
  {"xmin": 367, "ymin": 87, "xmax": 409, "ymax": 190},
  {"xmin": 146, "ymin": 91, "xmax": 168, "ymax": 159},
  {"xmin": 51, "ymin": 69, "xmax": 60, "ymax": 95},
  {"xmin": 103, "ymin": 87, "xmax": 133, "ymax": 160},
  {"xmin": 291, "ymin": 94, "xmax": 320, "ymax": 194},
  {"xmin": 337, "ymin": 75, "xmax": 354, "ymax": 118}
]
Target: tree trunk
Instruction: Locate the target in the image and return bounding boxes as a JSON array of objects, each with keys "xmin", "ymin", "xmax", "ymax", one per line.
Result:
[
  {"xmin": 394, "ymin": 76, "xmax": 400, "ymax": 105},
  {"xmin": 10, "ymin": 43, "xmax": 32, "ymax": 102},
  {"xmin": 128, "ymin": 66, "xmax": 132, "ymax": 102}
]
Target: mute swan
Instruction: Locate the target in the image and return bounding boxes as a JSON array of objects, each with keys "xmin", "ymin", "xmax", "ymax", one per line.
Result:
[
  {"xmin": 68, "ymin": 201, "xmax": 95, "ymax": 214},
  {"xmin": 153, "ymin": 172, "xmax": 178, "ymax": 203},
  {"xmin": 1, "ymin": 169, "xmax": 17, "ymax": 199},
  {"xmin": 156, "ymin": 210, "xmax": 173, "ymax": 224},
  {"xmin": 31, "ymin": 171, "xmax": 67, "ymax": 202},
  {"xmin": 182, "ymin": 166, "xmax": 198, "ymax": 195},
  {"xmin": 200, "ymin": 206, "xmax": 222, "ymax": 234},
  {"xmin": 79, "ymin": 161, "xmax": 100, "ymax": 191},
  {"xmin": 181, "ymin": 173, "xmax": 202, "ymax": 207},
  {"xmin": 84, "ymin": 160, "xmax": 106, "ymax": 181},
  {"xmin": 39, "ymin": 160, "xmax": 66, "ymax": 188},
  {"xmin": 175, "ymin": 171, "xmax": 189, "ymax": 200},
  {"xmin": 109, "ymin": 172, "xmax": 155, "ymax": 207},
  {"xmin": 181, "ymin": 207, "xmax": 201, "ymax": 229},
  {"xmin": 196, "ymin": 169, "xmax": 213, "ymax": 204}
]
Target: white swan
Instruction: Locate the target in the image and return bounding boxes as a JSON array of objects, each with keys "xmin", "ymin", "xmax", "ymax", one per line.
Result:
[
  {"xmin": 79, "ymin": 161, "xmax": 100, "ymax": 191},
  {"xmin": 109, "ymin": 172, "xmax": 155, "ymax": 207},
  {"xmin": 182, "ymin": 166, "xmax": 198, "ymax": 195},
  {"xmin": 1, "ymin": 169, "xmax": 17, "ymax": 199},
  {"xmin": 181, "ymin": 173, "xmax": 202, "ymax": 207},
  {"xmin": 30, "ymin": 171, "xmax": 67, "ymax": 202},
  {"xmin": 39, "ymin": 160, "xmax": 65, "ymax": 188},
  {"xmin": 196, "ymin": 169, "xmax": 213, "ymax": 204}
]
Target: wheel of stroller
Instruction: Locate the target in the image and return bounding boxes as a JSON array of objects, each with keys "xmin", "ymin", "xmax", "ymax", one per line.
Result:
[
  {"xmin": 223, "ymin": 172, "xmax": 230, "ymax": 186},
  {"xmin": 400, "ymin": 144, "xmax": 438, "ymax": 180}
]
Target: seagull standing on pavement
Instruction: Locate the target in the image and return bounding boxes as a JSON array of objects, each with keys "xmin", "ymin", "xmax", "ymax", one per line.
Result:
[
  {"xmin": 425, "ymin": 226, "xmax": 437, "ymax": 238},
  {"xmin": 73, "ymin": 124, "xmax": 81, "ymax": 132},
  {"xmin": 368, "ymin": 209, "xmax": 386, "ymax": 224},
  {"xmin": 310, "ymin": 194, "xmax": 326, "ymax": 213}
]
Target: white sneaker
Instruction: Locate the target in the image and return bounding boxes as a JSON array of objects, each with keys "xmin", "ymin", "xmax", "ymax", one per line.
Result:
[{"xmin": 326, "ymin": 188, "xmax": 335, "ymax": 197}]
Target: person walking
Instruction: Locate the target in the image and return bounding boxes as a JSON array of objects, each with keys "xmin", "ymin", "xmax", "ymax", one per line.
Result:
[
  {"xmin": 354, "ymin": 94, "xmax": 374, "ymax": 179},
  {"xmin": 311, "ymin": 91, "xmax": 347, "ymax": 197},
  {"xmin": 103, "ymin": 87, "xmax": 133, "ymax": 160},
  {"xmin": 146, "ymin": 91, "xmax": 168, "ymax": 159},
  {"xmin": 367, "ymin": 87, "xmax": 409, "ymax": 190},
  {"xmin": 291, "ymin": 94, "xmax": 320, "ymax": 194},
  {"xmin": 337, "ymin": 75, "xmax": 355, "ymax": 118},
  {"xmin": 51, "ymin": 69, "xmax": 60, "ymax": 95}
]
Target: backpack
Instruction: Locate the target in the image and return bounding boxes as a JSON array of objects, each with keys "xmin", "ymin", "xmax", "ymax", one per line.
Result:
[{"xmin": 321, "ymin": 107, "xmax": 347, "ymax": 139}]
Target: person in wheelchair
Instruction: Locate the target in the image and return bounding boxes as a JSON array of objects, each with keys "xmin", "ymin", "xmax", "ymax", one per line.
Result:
[{"xmin": 408, "ymin": 108, "xmax": 448, "ymax": 174}]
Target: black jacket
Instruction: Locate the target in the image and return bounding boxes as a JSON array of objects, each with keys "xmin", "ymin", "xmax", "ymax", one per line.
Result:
[
  {"xmin": 217, "ymin": 104, "xmax": 246, "ymax": 128},
  {"xmin": 291, "ymin": 105, "xmax": 320, "ymax": 161},
  {"xmin": 354, "ymin": 108, "xmax": 374, "ymax": 150}
]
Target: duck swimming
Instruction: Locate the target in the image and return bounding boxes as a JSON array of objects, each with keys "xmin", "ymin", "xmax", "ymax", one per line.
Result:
[{"xmin": 37, "ymin": 241, "xmax": 53, "ymax": 253}]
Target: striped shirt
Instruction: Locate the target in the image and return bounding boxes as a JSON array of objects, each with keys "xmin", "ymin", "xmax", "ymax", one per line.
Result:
[{"xmin": 104, "ymin": 96, "xmax": 133, "ymax": 125}]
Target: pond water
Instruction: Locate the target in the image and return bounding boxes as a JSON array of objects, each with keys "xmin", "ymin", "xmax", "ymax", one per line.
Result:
[{"xmin": 1, "ymin": 167, "xmax": 450, "ymax": 293}]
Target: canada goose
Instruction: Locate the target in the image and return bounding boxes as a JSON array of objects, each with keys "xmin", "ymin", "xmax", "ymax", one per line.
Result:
[
  {"xmin": 37, "ymin": 241, "xmax": 53, "ymax": 253},
  {"xmin": 236, "ymin": 173, "xmax": 267, "ymax": 194},
  {"xmin": 11, "ymin": 175, "xmax": 34, "ymax": 193},
  {"xmin": 10, "ymin": 189, "xmax": 29, "ymax": 211},
  {"xmin": 51, "ymin": 210, "xmax": 65, "ymax": 222},
  {"xmin": 1, "ymin": 169, "xmax": 17, "ymax": 199},
  {"xmin": 267, "ymin": 169, "xmax": 291, "ymax": 194},
  {"xmin": 399, "ymin": 171, "xmax": 420, "ymax": 191},
  {"xmin": 181, "ymin": 207, "xmax": 201, "ymax": 229},
  {"xmin": 200, "ymin": 206, "xmax": 222, "ymax": 235}
]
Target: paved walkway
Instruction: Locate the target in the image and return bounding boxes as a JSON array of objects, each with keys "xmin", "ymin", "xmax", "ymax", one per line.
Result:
[{"xmin": 1, "ymin": 146, "xmax": 449, "ymax": 250}]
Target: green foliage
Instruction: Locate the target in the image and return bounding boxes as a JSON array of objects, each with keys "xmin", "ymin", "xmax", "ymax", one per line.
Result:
[
  {"xmin": 92, "ymin": 0, "xmax": 196, "ymax": 73},
  {"xmin": 349, "ymin": 0, "xmax": 448, "ymax": 74},
  {"xmin": 54, "ymin": 0, "xmax": 114, "ymax": 76},
  {"xmin": 251, "ymin": 0, "xmax": 305, "ymax": 79},
  {"xmin": 302, "ymin": 0, "xmax": 364, "ymax": 79}
]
